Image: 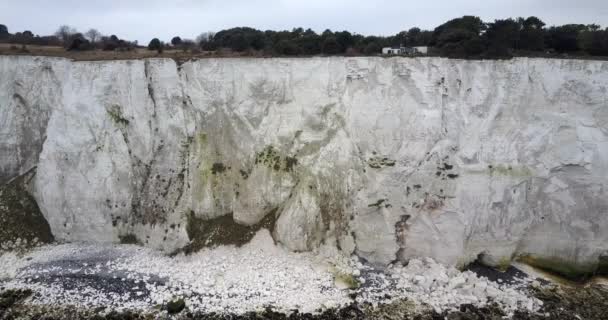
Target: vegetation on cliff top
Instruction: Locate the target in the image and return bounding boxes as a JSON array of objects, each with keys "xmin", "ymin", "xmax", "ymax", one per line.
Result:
[{"xmin": 1, "ymin": 15, "xmax": 607, "ymax": 60}]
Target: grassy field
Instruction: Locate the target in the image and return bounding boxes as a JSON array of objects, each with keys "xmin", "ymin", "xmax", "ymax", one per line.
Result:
[{"xmin": 0, "ymin": 43, "xmax": 218, "ymax": 62}]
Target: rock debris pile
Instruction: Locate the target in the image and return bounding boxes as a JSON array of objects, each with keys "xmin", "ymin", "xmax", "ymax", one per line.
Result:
[{"xmin": 1, "ymin": 230, "xmax": 541, "ymax": 317}]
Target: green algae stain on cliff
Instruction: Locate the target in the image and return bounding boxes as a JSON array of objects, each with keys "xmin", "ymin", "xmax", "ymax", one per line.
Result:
[
  {"xmin": 197, "ymin": 132, "xmax": 207, "ymax": 145},
  {"xmin": 488, "ymin": 164, "xmax": 533, "ymax": 177},
  {"xmin": 517, "ymin": 254, "xmax": 599, "ymax": 281},
  {"xmin": 255, "ymin": 145, "xmax": 298, "ymax": 173},
  {"xmin": 496, "ymin": 257, "xmax": 513, "ymax": 272},
  {"xmin": 106, "ymin": 105, "xmax": 130, "ymax": 126},
  {"xmin": 464, "ymin": 164, "xmax": 534, "ymax": 178},
  {"xmin": 185, "ymin": 131, "xmax": 214, "ymax": 209},
  {"xmin": 284, "ymin": 156, "xmax": 298, "ymax": 172},
  {"xmin": 118, "ymin": 233, "xmax": 141, "ymax": 245},
  {"xmin": 211, "ymin": 162, "xmax": 227, "ymax": 175},
  {"xmin": 193, "ymin": 132, "xmax": 212, "ymax": 183},
  {"xmin": 255, "ymin": 146, "xmax": 281, "ymax": 170},
  {"xmin": 368, "ymin": 157, "xmax": 396, "ymax": 169}
]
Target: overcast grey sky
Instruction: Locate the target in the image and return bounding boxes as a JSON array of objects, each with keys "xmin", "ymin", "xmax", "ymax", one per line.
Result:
[{"xmin": 1, "ymin": 0, "xmax": 606, "ymax": 43}]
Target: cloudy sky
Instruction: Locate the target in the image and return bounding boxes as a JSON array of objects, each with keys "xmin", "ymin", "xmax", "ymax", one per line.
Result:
[{"xmin": 1, "ymin": 0, "xmax": 606, "ymax": 43}]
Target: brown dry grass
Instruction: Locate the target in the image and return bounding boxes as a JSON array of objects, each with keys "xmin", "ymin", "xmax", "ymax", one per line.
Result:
[
  {"xmin": 1, "ymin": 43, "xmax": 607, "ymax": 62},
  {"xmin": 0, "ymin": 43, "xmax": 219, "ymax": 62}
]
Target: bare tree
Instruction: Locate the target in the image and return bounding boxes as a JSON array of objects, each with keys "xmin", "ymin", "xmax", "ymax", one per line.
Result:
[
  {"xmin": 196, "ymin": 31, "xmax": 215, "ymax": 45},
  {"xmin": 85, "ymin": 28, "xmax": 101, "ymax": 44},
  {"xmin": 55, "ymin": 25, "xmax": 77, "ymax": 44},
  {"xmin": 180, "ymin": 39, "xmax": 196, "ymax": 52}
]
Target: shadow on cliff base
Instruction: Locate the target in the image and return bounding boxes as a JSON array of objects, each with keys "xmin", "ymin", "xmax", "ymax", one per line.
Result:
[{"xmin": 0, "ymin": 169, "xmax": 53, "ymax": 251}]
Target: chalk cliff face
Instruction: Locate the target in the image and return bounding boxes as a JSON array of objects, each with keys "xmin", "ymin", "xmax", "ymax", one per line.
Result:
[{"xmin": 1, "ymin": 55, "xmax": 607, "ymax": 273}]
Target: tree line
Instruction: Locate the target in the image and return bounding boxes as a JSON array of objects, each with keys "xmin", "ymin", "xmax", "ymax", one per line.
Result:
[
  {"xmin": 0, "ymin": 25, "xmax": 137, "ymax": 51},
  {"xmin": 431, "ymin": 16, "xmax": 608, "ymax": 58},
  {"xmin": 1, "ymin": 15, "xmax": 607, "ymax": 58}
]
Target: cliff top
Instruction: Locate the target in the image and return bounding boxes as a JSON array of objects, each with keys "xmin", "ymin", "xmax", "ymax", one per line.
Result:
[{"xmin": 2, "ymin": 43, "xmax": 607, "ymax": 63}]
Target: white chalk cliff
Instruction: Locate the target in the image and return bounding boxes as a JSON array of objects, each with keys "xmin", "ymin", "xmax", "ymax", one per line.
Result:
[{"xmin": 1, "ymin": 55, "xmax": 607, "ymax": 272}]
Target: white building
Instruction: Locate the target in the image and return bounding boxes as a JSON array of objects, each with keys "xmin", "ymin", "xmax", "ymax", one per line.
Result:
[
  {"xmin": 382, "ymin": 47, "xmax": 403, "ymax": 55},
  {"xmin": 413, "ymin": 46, "xmax": 429, "ymax": 54},
  {"xmin": 382, "ymin": 46, "xmax": 429, "ymax": 55}
]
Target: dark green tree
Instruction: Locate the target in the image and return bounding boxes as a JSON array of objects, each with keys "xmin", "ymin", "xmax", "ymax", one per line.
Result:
[
  {"xmin": 406, "ymin": 28, "xmax": 420, "ymax": 46},
  {"xmin": 578, "ymin": 26, "xmax": 608, "ymax": 56},
  {"xmin": 433, "ymin": 15, "xmax": 486, "ymax": 41},
  {"xmin": 432, "ymin": 16, "xmax": 486, "ymax": 57},
  {"xmin": 171, "ymin": 36, "xmax": 182, "ymax": 46},
  {"xmin": 484, "ymin": 19, "xmax": 522, "ymax": 57},
  {"xmin": 363, "ymin": 41, "xmax": 382, "ymax": 54},
  {"xmin": 274, "ymin": 39, "xmax": 301, "ymax": 55},
  {"xmin": 211, "ymin": 27, "xmax": 267, "ymax": 52},
  {"xmin": 0, "ymin": 24, "xmax": 9, "ymax": 40},
  {"xmin": 394, "ymin": 30, "xmax": 408, "ymax": 46},
  {"xmin": 68, "ymin": 36, "xmax": 92, "ymax": 51},
  {"xmin": 296, "ymin": 28, "xmax": 321, "ymax": 55},
  {"xmin": 335, "ymin": 31, "xmax": 354, "ymax": 51},
  {"xmin": 321, "ymin": 36, "xmax": 341, "ymax": 55},
  {"xmin": 11, "ymin": 31, "xmax": 34, "ymax": 44},
  {"xmin": 546, "ymin": 24, "xmax": 587, "ymax": 52},
  {"xmin": 519, "ymin": 16, "xmax": 545, "ymax": 51},
  {"xmin": 147, "ymin": 38, "xmax": 162, "ymax": 51}
]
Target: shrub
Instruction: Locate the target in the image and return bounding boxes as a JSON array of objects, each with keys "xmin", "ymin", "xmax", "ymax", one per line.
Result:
[
  {"xmin": 67, "ymin": 37, "xmax": 92, "ymax": 51},
  {"xmin": 363, "ymin": 42, "xmax": 381, "ymax": 55}
]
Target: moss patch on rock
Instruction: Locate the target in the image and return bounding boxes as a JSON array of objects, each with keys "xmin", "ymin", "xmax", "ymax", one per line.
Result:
[
  {"xmin": 166, "ymin": 298, "xmax": 186, "ymax": 314},
  {"xmin": 118, "ymin": 233, "xmax": 140, "ymax": 245},
  {"xmin": 488, "ymin": 164, "xmax": 533, "ymax": 177},
  {"xmin": 333, "ymin": 271, "xmax": 361, "ymax": 289},
  {"xmin": 255, "ymin": 146, "xmax": 298, "ymax": 172},
  {"xmin": 0, "ymin": 172, "xmax": 53, "ymax": 251},
  {"xmin": 183, "ymin": 209, "xmax": 277, "ymax": 253},
  {"xmin": 361, "ymin": 299, "xmax": 419, "ymax": 320},
  {"xmin": 367, "ymin": 156, "xmax": 396, "ymax": 169},
  {"xmin": 368, "ymin": 198, "xmax": 390, "ymax": 209},
  {"xmin": 106, "ymin": 105, "xmax": 130, "ymax": 126},
  {"xmin": 496, "ymin": 257, "xmax": 512, "ymax": 272},
  {"xmin": 211, "ymin": 162, "xmax": 227, "ymax": 175},
  {"xmin": 524, "ymin": 284, "xmax": 608, "ymax": 320},
  {"xmin": 0, "ymin": 289, "xmax": 32, "ymax": 310}
]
